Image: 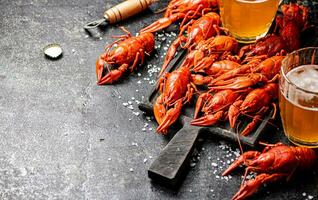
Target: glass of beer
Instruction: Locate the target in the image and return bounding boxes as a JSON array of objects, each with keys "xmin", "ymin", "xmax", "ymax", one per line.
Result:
[
  {"xmin": 219, "ymin": 0, "xmax": 280, "ymax": 43},
  {"xmin": 279, "ymin": 47, "xmax": 318, "ymax": 148}
]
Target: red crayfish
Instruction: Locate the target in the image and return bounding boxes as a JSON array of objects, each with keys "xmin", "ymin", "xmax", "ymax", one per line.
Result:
[
  {"xmin": 140, "ymin": 0, "xmax": 218, "ymax": 34},
  {"xmin": 154, "ymin": 66, "xmax": 196, "ymax": 134},
  {"xmin": 181, "ymin": 35, "xmax": 239, "ymax": 72},
  {"xmin": 159, "ymin": 12, "xmax": 222, "ymax": 76},
  {"xmin": 208, "ymin": 55, "xmax": 284, "ymax": 86},
  {"xmin": 96, "ymin": 27, "xmax": 155, "ymax": 85},
  {"xmin": 191, "ymin": 89, "xmax": 246, "ymax": 126},
  {"xmin": 228, "ymin": 83, "xmax": 278, "ymax": 136},
  {"xmin": 223, "ymin": 143, "xmax": 317, "ymax": 200},
  {"xmin": 239, "ymin": 3, "xmax": 309, "ymax": 61},
  {"xmin": 276, "ymin": 3, "xmax": 309, "ymax": 52}
]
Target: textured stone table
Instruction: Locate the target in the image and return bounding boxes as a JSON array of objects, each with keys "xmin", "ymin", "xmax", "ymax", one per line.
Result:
[{"xmin": 0, "ymin": 0, "xmax": 317, "ymax": 199}]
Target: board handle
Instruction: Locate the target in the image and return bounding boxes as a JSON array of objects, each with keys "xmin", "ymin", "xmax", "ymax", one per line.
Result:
[
  {"xmin": 104, "ymin": 0, "xmax": 155, "ymax": 24},
  {"xmin": 148, "ymin": 117, "xmax": 201, "ymax": 186}
]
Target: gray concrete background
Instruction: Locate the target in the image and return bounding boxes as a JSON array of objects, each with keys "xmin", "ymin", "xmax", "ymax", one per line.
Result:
[{"xmin": 0, "ymin": 0, "xmax": 317, "ymax": 199}]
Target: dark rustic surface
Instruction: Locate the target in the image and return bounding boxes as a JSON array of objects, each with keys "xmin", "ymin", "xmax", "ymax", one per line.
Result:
[{"xmin": 0, "ymin": 0, "xmax": 317, "ymax": 199}]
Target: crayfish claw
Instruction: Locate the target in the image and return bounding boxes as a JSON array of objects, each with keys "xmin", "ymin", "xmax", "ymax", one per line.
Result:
[
  {"xmin": 222, "ymin": 151, "xmax": 261, "ymax": 176},
  {"xmin": 228, "ymin": 100, "xmax": 243, "ymax": 128},
  {"xmin": 156, "ymin": 100, "xmax": 183, "ymax": 134},
  {"xmin": 96, "ymin": 57, "xmax": 106, "ymax": 82},
  {"xmin": 232, "ymin": 173, "xmax": 287, "ymax": 200},
  {"xmin": 97, "ymin": 64, "xmax": 128, "ymax": 85},
  {"xmin": 190, "ymin": 111, "xmax": 223, "ymax": 126}
]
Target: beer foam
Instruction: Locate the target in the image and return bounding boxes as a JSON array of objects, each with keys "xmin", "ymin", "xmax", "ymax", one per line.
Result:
[
  {"xmin": 283, "ymin": 65, "xmax": 318, "ymax": 111},
  {"xmin": 287, "ymin": 65, "xmax": 318, "ymax": 93}
]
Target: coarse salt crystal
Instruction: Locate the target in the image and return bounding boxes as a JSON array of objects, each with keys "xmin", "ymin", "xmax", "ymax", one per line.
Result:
[
  {"xmin": 212, "ymin": 163, "xmax": 218, "ymax": 167},
  {"xmin": 308, "ymin": 195, "xmax": 313, "ymax": 199},
  {"xmin": 129, "ymin": 168, "xmax": 134, "ymax": 172},
  {"xmin": 143, "ymin": 158, "xmax": 148, "ymax": 163},
  {"xmin": 303, "ymin": 193, "xmax": 307, "ymax": 196}
]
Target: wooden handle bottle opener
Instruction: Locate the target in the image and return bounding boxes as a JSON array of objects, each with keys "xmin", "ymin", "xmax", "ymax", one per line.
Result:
[{"xmin": 84, "ymin": 0, "xmax": 156, "ymax": 30}]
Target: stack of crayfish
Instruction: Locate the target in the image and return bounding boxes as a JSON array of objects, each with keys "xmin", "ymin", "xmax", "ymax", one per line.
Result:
[
  {"xmin": 145, "ymin": 2, "xmax": 309, "ymax": 135},
  {"xmin": 93, "ymin": 1, "xmax": 316, "ymax": 199}
]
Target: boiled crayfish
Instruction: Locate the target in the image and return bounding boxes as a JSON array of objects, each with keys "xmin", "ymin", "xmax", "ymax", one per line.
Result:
[
  {"xmin": 140, "ymin": 0, "xmax": 218, "ymax": 34},
  {"xmin": 96, "ymin": 27, "xmax": 155, "ymax": 85},
  {"xmin": 223, "ymin": 143, "xmax": 317, "ymax": 200},
  {"xmin": 191, "ymin": 89, "xmax": 246, "ymax": 126},
  {"xmin": 208, "ymin": 55, "xmax": 283, "ymax": 86},
  {"xmin": 239, "ymin": 3, "xmax": 309, "ymax": 61},
  {"xmin": 276, "ymin": 3, "xmax": 309, "ymax": 52},
  {"xmin": 181, "ymin": 35, "xmax": 239, "ymax": 72},
  {"xmin": 159, "ymin": 12, "xmax": 222, "ymax": 76},
  {"xmin": 228, "ymin": 83, "xmax": 278, "ymax": 136},
  {"xmin": 154, "ymin": 66, "xmax": 196, "ymax": 134}
]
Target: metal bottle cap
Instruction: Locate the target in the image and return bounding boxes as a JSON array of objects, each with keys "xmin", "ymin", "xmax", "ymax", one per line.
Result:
[{"xmin": 43, "ymin": 43, "xmax": 63, "ymax": 59}]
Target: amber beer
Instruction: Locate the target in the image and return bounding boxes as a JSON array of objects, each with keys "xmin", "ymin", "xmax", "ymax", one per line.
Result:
[
  {"xmin": 219, "ymin": 0, "xmax": 280, "ymax": 43},
  {"xmin": 279, "ymin": 65, "xmax": 318, "ymax": 147}
]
